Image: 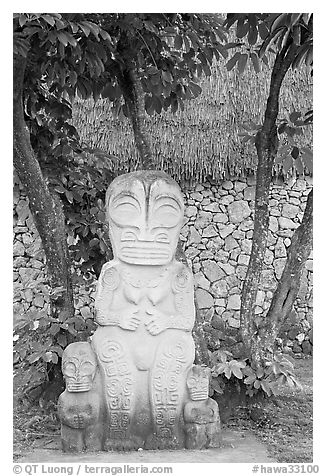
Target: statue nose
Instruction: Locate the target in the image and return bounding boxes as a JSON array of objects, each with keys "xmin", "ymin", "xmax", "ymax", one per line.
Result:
[{"xmin": 137, "ymin": 224, "xmax": 154, "ymax": 242}]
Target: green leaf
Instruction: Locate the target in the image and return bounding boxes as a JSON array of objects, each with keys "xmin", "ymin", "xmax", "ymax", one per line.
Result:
[
  {"xmin": 56, "ymin": 333, "xmax": 67, "ymax": 347},
  {"xmin": 55, "ymin": 18, "xmax": 66, "ymax": 30},
  {"xmin": 226, "ymin": 52, "xmax": 241, "ymax": 71},
  {"xmin": 49, "ymin": 323, "xmax": 60, "ymax": 335},
  {"xmin": 248, "ymin": 25, "xmax": 258, "ymax": 45},
  {"xmin": 27, "ymin": 351, "xmax": 43, "ymax": 364},
  {"xmin": 258, "ymin": 22, "xmax": 269, "ymax": 40},
  {"xmin": 292, "ymin": 43, "xmax": 310, "ymax": 70},
  {"xmin": 80, "ymin": 307, "xmax": 92, "ymax": 319},
  {"xmin": 283, "ymin": 155, "xmax": 294, "ymax": 174},
  {"xmin": 152, "ymin": 95, "xmax": 162, "ymax": 114},
  {"xmin": 231, "ymin": 366, "xmax": 244, "ymax": 379},
  {"xmin": 214, "ymin": 363, "xmax": 228, "ymax": 375},
  {"xmin": 224, "ymin": 365, "xmax": 232, "ymax": 379},
  {"xmin": 230, "ymin": 359, "xmax": 246, "ymax": 369},
  {"xmin": 43, "ymin": 351, "xmax": 54, "ymax": 362},
  {"xmin": 286, "ymin": 375, "xmax": 295, "ymax": 388},
  {"xmin": 210, "ymin": 378, "xmax": 224, "ymax": 394},
  {"xmin": 259, "ymin": 26, "xmax": 286, "ymax": 58},
  {"xmin": 65, "ymin": 190, "xmax": 74, "ymax": 203},
  {"xmin": 174, "ymin": 35, "xmax": 183, "ymax": 50},
  {"xmin": 79, "ymin": 22, "xmax": 90, "ymax": 37},
  {"xmin": 51, "ymin": 352, "xmax": 59, "ymax": 364},
  {"xmin": 99, "ymin": 30, "xmax": 111, "ymax": 41},
  {"xmin": 18, "ymin": 15, "xmax": 27, "ymax": 27},
  {"xmin": 261, "ymin": 380, "xmax": 272, "ymax": 396},
  {"xmin": 244, "ymin": 375, "xmax": 256, "ymax": 385},
  {"xmin": 237, "ymin": 53, "xmax": 248, "ymax": 75},
  {"xmin": 277, "ymin": 374, "xmax": 286, "ymax": 385},
  {"xmin": 188, "ymin": 82, "xmax": 202, "ymax": 98},
  {"xmin": 80, "ymin": 21, "xmax": 100, "ymax": 40},
  {"xmin": 289, "ymin": 111, "xmax": 301, "ymax": 124},
  {"xmin": 162, "ymin": 70, "xmax": 173, "ymax": 83},
  {"xmin": 291, "ymin": 146, "xmax": 300, "ymax": 159},
  {"xmin": 301, "ymin": 149, "xmax": 313, "ymax": 173},
  {"xmin": 236, "ymin": 18, "xmax": 249, "ymax": 38},
  {"xmin": 271, "ymin": 13, "xmax": 290, "ymax": 33},
  {"xmin": 215, "ymin": 42, "xmax": 228, "ymax": 59},
  {"xmin": 256, "ymin": 366, "xmax": 264, "ymax": 379},
  {"xmin": 64, "ymin": 32, "xmax": 78, "ymax": 48},
  {"xmin": 294, "ymin": 157, "xmax": 304, "ymax": 175},
  {"xmin": 57, "ymin": 32, "xmax": 68, "ymax": 47},
  {"xmin": 250, "ymin": 52, "xmax": 260, "ymax": 73},
  {"xmin": 225, "ymin": 42, "xmax": 243, "ymax": 50},
  {"xmin": 41, "ymin": 14, "xmax": 56, "ymax": 27}
]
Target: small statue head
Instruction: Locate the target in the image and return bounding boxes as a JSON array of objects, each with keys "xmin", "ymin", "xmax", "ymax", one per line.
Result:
[
  {"xmin": 186, "ymin": 365, "xmax": 210, "ymax": 401},
  {"xmin": 105, "ymin": 170, "xmax": 184, "ymax": 265},
  {"xmin": 62, "ymin": 342, "xmax": 97, "ymax": 392}
]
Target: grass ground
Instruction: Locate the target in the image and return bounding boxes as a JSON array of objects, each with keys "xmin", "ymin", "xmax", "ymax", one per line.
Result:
[{"xmin": 13, "ymin": 357, "xmax": 313, "ymax": 463}]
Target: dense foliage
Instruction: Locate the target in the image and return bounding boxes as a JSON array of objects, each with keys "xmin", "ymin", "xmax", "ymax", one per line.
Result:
[{"xmin": 13, "ymin": 12, "xmax": 227, "ymax": 395}]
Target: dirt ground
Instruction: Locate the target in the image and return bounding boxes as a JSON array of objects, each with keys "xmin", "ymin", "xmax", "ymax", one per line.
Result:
[{"xmin": 13, "ymin": 357, "xmax": 312, "ymax": 463}]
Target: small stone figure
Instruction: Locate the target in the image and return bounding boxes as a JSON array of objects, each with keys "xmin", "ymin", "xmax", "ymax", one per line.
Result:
[
  {"xmin": 57, "ymin": 342, "xmax": 103, "ymax": 452},
  {"xmin": 184, "ymin": 365, "xmax": 221, "ymax": 449}
]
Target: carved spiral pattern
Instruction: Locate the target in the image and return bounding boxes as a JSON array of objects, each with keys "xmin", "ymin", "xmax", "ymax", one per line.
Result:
[
  {"xmin": 107, "ymin": 378, "xmax": 121, "ymax": 397},
  {"xmin": 172, "ymin": 267, "xmax": 191, "ymax": 293},
  {"xmin": 98, "ymin": 340, "xmax": 123, "ymax": 363},
  {"xmin": 102, "ymin": 267, "xmax": 119, "ymax": 290}
]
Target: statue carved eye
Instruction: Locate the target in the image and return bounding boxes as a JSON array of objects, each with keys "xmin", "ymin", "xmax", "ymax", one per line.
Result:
[
  {"xmin": 64, "ymin": 362, "xmax": 77, "ymax": 378},
  {"xmin": 109, "ymin": 194, "xmax": 141, "ymax": 225},
  {"xmin": 187, "ymin": 377, "xmax": 196, "ymax": 388},
  {"xmin": 152, "ymin": 196, "xmax": 182, "ymax": 228},
  {"xmin": 80, "ymin": 361, "xmax": 95, "ymax": 376}
]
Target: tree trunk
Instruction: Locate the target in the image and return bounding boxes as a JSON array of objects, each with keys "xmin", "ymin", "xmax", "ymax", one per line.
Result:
[
  {"xmin": 260, "ymin": 189, "xmax": 313, "ymax": 349},
  {"xmin": 13, "ymin": 54, "xmax": 74, "ymax": 322},
  {"xmin": 118, "ymin": 68, "xmax": 155, "ymax": 169},
  {"xmin": 240, "ymin": 42, "xmax": 299, "ymax": 363}
]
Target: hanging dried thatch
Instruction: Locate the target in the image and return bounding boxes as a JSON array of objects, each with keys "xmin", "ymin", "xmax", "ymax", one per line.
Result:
[{"xmin": 72, "ymin": 58, "xmax": 312, "ymax": 184}]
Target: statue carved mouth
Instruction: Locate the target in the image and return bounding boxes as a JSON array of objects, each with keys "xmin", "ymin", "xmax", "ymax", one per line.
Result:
[
  {"xmin": 189, "ymin": 390, "xmax": 208, "ymax": 401},
  {"xmin": 121, "ymin": 246, "xmax": 169, "ymax": 260},
  {"xmin": 67, "ymin": 382, "xmax": 92, "ymax": 392}
]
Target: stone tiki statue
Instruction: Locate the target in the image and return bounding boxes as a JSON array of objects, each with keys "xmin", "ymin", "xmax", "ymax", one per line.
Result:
[
  {"xmin": 58, "ymin": 170, "xmax": 221, "ymax": 452},
  {"xmin": 57, "ymin": 342, "xmax": 104, "ymax": 452},
  {"xmin": 184, "ymin": 365, "xmax": 221, "ymax": 449}
]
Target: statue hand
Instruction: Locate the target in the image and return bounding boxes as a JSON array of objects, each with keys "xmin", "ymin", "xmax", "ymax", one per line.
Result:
[
  {"xmin": 145, "ymin": 306, "xmax": 169, "ymax": 335},
  {"xmin": 119, "ymin": 305, "xmax": 141, "ymax": 331}
]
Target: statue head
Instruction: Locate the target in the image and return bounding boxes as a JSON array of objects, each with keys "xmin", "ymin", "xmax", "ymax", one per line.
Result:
[
  {"xmin": 105, "ymin": 170, "xmax": 184, "ymax": 265},
  {"xmin": 62, "ymin": 342, "xmax": 97, "ymax": 392},
  {"xmin": 186, "ymin": 365, "xmax": 210, "ymax": 401}
]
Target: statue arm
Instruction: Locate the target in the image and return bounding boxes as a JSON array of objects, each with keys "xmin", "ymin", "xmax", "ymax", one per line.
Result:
[
  {"xmin": 95, "ymin": 262, "xmax": 140, "ymax": 330},
  {"xmin": 168, "ymin": 290, "xmax": 195, "ymax": 331},
  {"xmin": 95, "ymin": 263, "xmax": 120, "ymax": 326},
  {"xmin": 169, "ymin": 264, "xmax": 195, "ymax": 331}
]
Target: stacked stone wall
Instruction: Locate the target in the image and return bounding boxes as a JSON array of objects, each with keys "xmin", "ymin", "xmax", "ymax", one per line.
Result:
[
  {"xmin": 180, "ymin": 175, "xmax": 313, "ymax": 357},
  {"xmin": 13, "ymin": 175, "xmax": 313, "ymax": 356}
]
